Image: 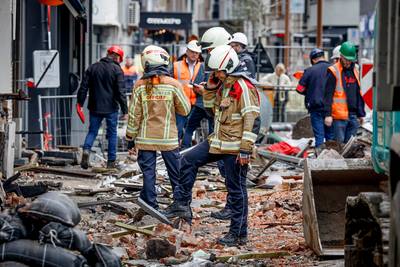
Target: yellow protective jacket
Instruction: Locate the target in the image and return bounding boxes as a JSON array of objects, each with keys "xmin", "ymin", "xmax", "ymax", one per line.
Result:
[
  {"xmin": 203, "ymin": 77, "xmax": 260, "ymax": 155},
  {"xmin": 126, "ymin": 75, "xmax": 191, "ymax": 151}
]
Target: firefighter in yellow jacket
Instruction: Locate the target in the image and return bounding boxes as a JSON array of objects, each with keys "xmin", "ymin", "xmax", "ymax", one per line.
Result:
[
  {"xmin": 164, "ymin": 45, "xmax": 260, "ymax": 246},
  {"xmin": 126, "ymin": 45, "xmax": 191, "ymax": 209}
]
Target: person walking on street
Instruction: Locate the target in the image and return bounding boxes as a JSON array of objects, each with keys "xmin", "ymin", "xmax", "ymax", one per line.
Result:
[
  {"xmin": 78, "ymin": 45, "xmax": 128, "ymax": 169},
  {"xmin": 164, "ymin": 45, "xmax": 260, "ymax": 247},
  {"xmin": 126, "ymin": 45, "xmax": 191, "ymax": 209},
  {"xmin": 324, "ymin": 41, "xmax": 365, "ymax": 143},
  {"xmin": 121, "ymin": 56, "xmax": 138, "ymax": 94},
  {"xmin": 229, "ymin": 32, "xmax": 256, "ymax": 79},
  {"xmin": 172, "ymin": 40, "xmax": 204, "ymax": 142},
  {"xmin": 296, "ymin": 48, "xmax": 334, "ymax": 147}
]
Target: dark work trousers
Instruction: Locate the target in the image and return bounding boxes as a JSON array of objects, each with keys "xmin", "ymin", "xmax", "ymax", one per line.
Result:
[
  {"xmin": 310, "ymin": 111, "xmax": 334, "ymax": 147},
  {"xmin": 181, "ymin": 106, "xmax": 214, "ymax": 149},
  {"xmin": 173, "ymin": 140, "xmax": 248, "ymax": 237},
  {"xmin": 138, "ymin": 149, "xmax": 180, "ymax": 209}
]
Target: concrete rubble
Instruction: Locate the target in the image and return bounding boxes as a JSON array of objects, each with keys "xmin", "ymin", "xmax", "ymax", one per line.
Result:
[{"xmin": 0, "ymin": 126, "xmax": 375, "ymax": 266}]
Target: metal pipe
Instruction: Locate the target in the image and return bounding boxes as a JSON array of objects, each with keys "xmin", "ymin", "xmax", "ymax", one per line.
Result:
[
  {"xmin": 38, "ymin": 95, "xmax": 44, "ymax": 149},
  {"xmin": 88, "ymin": 0, "xmax": 93, "ymax": 64}
]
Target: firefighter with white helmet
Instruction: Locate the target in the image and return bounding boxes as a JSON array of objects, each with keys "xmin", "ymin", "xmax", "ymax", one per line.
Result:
[
  {"xmin": 164, "ymin": 45, "xmax": 260, "ymax": 247},
  {"xmin": 126, "ymin": 45, "xmax": 191, "ymax": 210},
  {"xmin": 199, "ymin": 27, "xmax": 232, "ymax": 51},
  {"xmin": 331, "ymin": 45, "xmax": 341, "ymax": 63},
  {"xmin": 230, "ymin": 32, "xmax": 256, "ymax": 78}
]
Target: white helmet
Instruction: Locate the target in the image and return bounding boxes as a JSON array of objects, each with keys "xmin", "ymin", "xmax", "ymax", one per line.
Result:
[
  {"xmin": 230, "ymin": 32, "xmax": 248, "ymax": 46},
  {"xmin": 186, "ymin": 40, "xmax": 202, "ymax": 53},
  {"xmin": 331, "ymin": 45, "xmax": 341, "ymax": 60},
  {"xmin": 206, "ymin": 45, "xmax": 239, "ymax": 74},
  {"xmin": 141, "ymin": 45, "xmax": 170, "ymax": 68},
  {"xmin": 200, "ymin": 27, "xmax": 232, "ymax": 50}
]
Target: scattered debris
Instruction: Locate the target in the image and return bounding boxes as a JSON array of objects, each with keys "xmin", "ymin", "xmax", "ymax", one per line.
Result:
[{"xmin": 145, "ymin": 238, "xmax": 176, "ymax": 259}]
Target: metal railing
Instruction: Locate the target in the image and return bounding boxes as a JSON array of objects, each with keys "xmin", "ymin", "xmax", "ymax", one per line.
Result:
[
  {"xmin": 37, "ymin": 84, "xmax": 307, "ymax": 151},
  {"xmin": 257, "ymin": 84, "xmax": 307, "ymax": 123},
  {"xmin": 38, "ymin": 94, "xmax": 132, "ymax": 152}
]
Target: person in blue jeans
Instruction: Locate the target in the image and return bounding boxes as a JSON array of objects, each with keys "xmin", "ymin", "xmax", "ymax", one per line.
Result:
[
  {"xmin": 323, "ymin": 42, "xmax": 365, "ymax": 143},
  {"xmin": 296, "ymin": 48, "xmax": 333, "ymax": 147},
  {"xmin": 77, "ymin": 46, "xmax": 128, "ymax": 169}
]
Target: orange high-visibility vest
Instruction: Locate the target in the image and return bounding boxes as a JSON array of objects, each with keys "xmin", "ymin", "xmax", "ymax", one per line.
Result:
[
  {"xmin": 173, "ymin": 59, "xmax": 201, "ymax": 105},
  {"xmin": 122, "ymin": 65, "xmax": 137, "ymax": 76},
  {"xmin": 328, "ymin": 62, "xmax": 360, "ymax": 120}
]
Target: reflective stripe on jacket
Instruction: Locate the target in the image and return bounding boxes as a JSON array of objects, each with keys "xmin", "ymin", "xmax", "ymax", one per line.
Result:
[
  {"xmin": 328, "ymin": 62, "xmax": 360, "ymax": 120},
  {"xmin": 173, "ymin": 60, "xmax": 201, "ymax": 105},
  {"xmin": 126, "ymin": 76, "xmax": 191, "ymax": 151},
  {"xmin": 203, "ymin": 78, "xmax": 260, "ymax": 155}
]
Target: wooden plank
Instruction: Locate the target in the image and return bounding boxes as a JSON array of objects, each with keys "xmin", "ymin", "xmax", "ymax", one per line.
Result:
[
  {"xmin": 302, "ymin": 159, "xmax": 323, "ymax": 256},
  {"xmin": 109, "ymin": 224, "xmax": 156, "ymax": 238},
  {"xmin": 77, "ymin": 194, "xmax": 139, "ymax": 208},
  {"xmin": 29, "ymin": 166, "xmax": 97, "ymax": 178},
  {"xmin": 216, "ymin": 251, "xmax": 290, "ymax": 262},
  {"xmin": 74, "ymin": 187, "xmax": 115, "ymax": 196},
  {"xmin": 113, "ymin": 182, "xmax": 143, "ymax": 190},
  {"xmin": 114, "ymin": 222, "xmax": 154, "ymax": 236}
]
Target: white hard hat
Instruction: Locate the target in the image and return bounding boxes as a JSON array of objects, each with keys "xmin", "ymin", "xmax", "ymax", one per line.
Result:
[
  {"xmin": 141, "ymin": 45, "xmax": 170, "ymax": 69},
  {"xmin": 187, "ymin": 40, "xmax": 202, "ymax": 53},
  {"xmin": 230, "ymin": 32, "xmax": 248, "ymax": 46},
  {"xmin": 206, "ymin": 45, "xmax": 239, "ymax": 74},
  {"xmin": 200, "ymin": 27, "xmax": 232, "ymax": 50},
  {"xmin": 331, "ymin": 45, "xmax": 341, "ymax": 59}
]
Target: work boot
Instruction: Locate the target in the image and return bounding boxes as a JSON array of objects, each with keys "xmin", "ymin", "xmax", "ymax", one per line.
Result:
[
  {"xmin": 80, "ymin": 150, "xmax": 90, "ymax": 169},
  {"xmin": 107, "ymin": 160, "xmax": 118, "ymax": 169},
  {"xmin": 163, "ymin": 201, "xmax": 192, "ymax": 220},
  {"xmin": 217, "ymin": 232, "xmax": 247, "ymax": 247},
  {"xmin": 210, "ymin": 207, "xmax": 232, "ymax": 220}
]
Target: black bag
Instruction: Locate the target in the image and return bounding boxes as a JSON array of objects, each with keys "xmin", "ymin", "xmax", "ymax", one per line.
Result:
[
  {"xmin": 17, "ymin": 192, "xmax": 81, "ymax": 227},
  {"xmin": 0, "ymin": 239, "xmax": 88, "ymax": 267},
  {"xmin": 0, "ymin": 214, "xmax": 27, "ymax": 242},
  {"xmin": 83, "ymin": 243, "xmax": 121, "ymax": 267},
  {"xmin": 39, "ymin": 222, "xmax": 92, "ymax": 254}
]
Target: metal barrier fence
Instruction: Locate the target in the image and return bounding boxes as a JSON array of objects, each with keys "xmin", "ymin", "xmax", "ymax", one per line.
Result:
[
  {"xmin": 37, "ymin": 85, "xmax": 307, "ymax": 150},
  {"xmin": 38, "ymin": 94, "xmax": 132, "ymax": 152},
  {"xmin": 258, "ymin": 85, "xmax": 307, "ymax": 123}
]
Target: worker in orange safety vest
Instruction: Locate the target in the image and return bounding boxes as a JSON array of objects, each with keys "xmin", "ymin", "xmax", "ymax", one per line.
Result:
[
  {"xmin": 121, "ymin": 56, "xmax": 138, "ymax": 94},
  {"xmin": 324, "ymin": 41, "xmax": 365, "ymax": 143},
  {"xmin": 172, "ymin": 40, "xmax": 204, "ymax": 141}
]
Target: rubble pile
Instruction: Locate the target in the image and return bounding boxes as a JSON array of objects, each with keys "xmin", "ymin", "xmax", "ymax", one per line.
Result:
[{"xmin": 1, "ymin": 126, "xmax": 376, "ymax": 266}]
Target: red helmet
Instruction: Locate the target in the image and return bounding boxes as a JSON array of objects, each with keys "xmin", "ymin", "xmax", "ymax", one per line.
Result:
[{"xmin": 107, "ymin": 45, "xmax": 124, "ymax": 63}]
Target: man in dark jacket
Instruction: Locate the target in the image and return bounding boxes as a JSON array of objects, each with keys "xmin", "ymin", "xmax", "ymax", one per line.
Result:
[
  {"xmin": 296, "ymin": 48, "xmax": 333, "ymax": 147},
  {"xmin": 230, "ymin": 32, "xmax": 256, "ymax": 79},
  {"xmin": 77, "ymin": 45, "xmax": 128, "ymax": 169},
  {"xmin": 323, "ymin": 42, "xmax": 365, "ymax": 143}
]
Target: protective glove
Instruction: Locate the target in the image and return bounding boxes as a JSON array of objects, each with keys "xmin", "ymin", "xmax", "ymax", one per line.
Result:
[
  {"xmin": 76, "ymin": 104, "xmax": 85, "ymax": 124},
  {"xmin": 127, "ymin": 140, "xmax": 135, "ymax": 150},
  {"xmin": 237, "ymin": 151, "xmax": 251, "ymax": 166}
]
